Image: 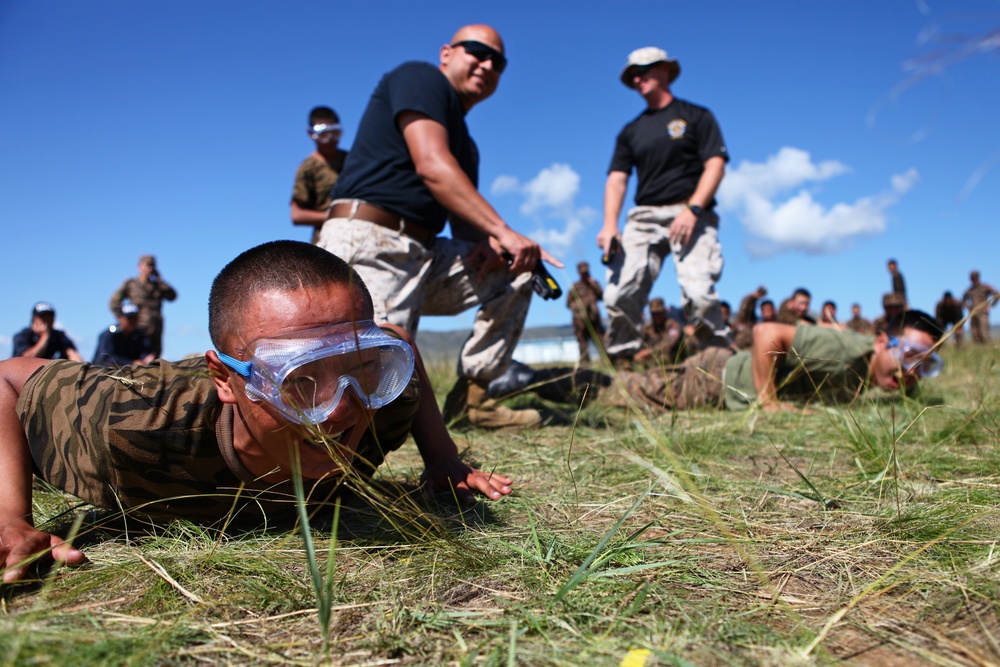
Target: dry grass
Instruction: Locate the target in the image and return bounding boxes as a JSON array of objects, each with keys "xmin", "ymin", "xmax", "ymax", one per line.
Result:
[{"xmin": 2, "ymin": 343, "xmax": 999, "ymax": 666}]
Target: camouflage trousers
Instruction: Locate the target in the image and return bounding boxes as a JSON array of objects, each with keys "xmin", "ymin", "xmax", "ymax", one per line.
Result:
[
  {"xmin": 612, "ymin": 346, "xmax": 734, "ymax": 411},
  {"xmin": 317, "ymin": 216, "xmax": 533, "ymax": 382},
  {"xmin": 604, "ymin": 204, "xmax": 727, "ymax": 357},
  {"xmin": 572, "ymin": 314, "xmax": 603, "ymax": 362}
]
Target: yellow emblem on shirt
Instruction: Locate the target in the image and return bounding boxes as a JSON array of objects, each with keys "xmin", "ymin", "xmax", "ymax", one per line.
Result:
[{"xmin": 667, "ymin": 119, "xmax": 687, "ymax": 139}]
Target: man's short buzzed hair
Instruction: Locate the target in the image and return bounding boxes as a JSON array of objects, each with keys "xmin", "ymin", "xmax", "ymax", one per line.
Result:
[
  {"xmin": 308, "ymin": 106, "xmax": 339, "ymax": 126},
  {"xmin": 209, "ymin": 241, "xmax": 373, "ymax": 352},
  {"xmin": 885, "ymin": 308, "xmax": 943, "ymax": 342},
  {"xmin": 793, "ymin": 288, "xmax": 811, "ymax": 299}
]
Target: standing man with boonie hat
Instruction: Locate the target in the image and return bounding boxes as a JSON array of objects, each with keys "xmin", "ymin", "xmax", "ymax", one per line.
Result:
[{"xmin": 598, "ymin": 46, "xmax": 730, "ymax": 368}]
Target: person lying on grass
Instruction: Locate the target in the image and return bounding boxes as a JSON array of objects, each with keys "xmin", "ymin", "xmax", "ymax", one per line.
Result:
[
  {"xmin": 490, "ymin": 309, "xmax": 944, "ymax": 413},
  {"xmin": 1, "ymin": 240, "xmax": 512, "ymax": 583}
]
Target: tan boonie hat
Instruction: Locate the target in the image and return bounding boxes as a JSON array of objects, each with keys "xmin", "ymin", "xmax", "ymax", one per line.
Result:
[
  {"xmin": 649, "ymin": 297, "xmax": 666, "ymax": 314},
  {"xmin": 620, "ymin": 47, "xmax": 681, "ymax": 88},
  {"xmin": 139, "ymin": 254, "xmax": 156, "ymax": 266}
]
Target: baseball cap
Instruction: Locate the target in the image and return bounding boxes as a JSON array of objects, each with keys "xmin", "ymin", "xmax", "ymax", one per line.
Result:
[
  {"xmin": 620, "ymin": 47, "xmax": 681, "ymax": 88},
  {"xmin": 120, "ymin": 302, "xmax": 140, "ymax": 316},
  {"xmin": 649, "ymin": 297, "xmax": 666, "ymax": 314},
  {"xmin": 33, "ymin": 301, "xmax": 55, "ymax": 317}
]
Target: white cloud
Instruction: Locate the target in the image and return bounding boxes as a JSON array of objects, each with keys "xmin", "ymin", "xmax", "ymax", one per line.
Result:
[
  {"xmin": 718, "ymin": 147, "xmax": 918, "ymax": 257},
  {"xmin": 490, "ymin": 163, "xmax": 592, "ymax": 252}
]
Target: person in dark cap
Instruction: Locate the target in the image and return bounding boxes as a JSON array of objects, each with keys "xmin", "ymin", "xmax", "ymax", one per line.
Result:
[
  {"xmin": 11, "ymin": 302, "xmax": 82, "ymax": 361},
  {"xmin": 567, "ymin": 261, "xmax": 604, "ymax": 365},
  {"xmin": 93, "ymin": 302, "xmax": 155, "ymax": 367},
  {"xmin": 599, "ymin": 45, "xmax": 730, "ymax": 369}
]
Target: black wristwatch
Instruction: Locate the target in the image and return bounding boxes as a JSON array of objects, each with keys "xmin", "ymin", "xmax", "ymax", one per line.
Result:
[{"xmin": 688, "ymin": 204, "xmax": 703, "ymax": 216}]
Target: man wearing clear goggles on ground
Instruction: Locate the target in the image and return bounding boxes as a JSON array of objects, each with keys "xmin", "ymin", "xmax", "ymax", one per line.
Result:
[
  {"xmin": 487, "ymin": 309, "xmax": 945, "ymax": 414},
  {"xmin": 0, "ymin": 241, "xmax": 512, "ymax": 584}
]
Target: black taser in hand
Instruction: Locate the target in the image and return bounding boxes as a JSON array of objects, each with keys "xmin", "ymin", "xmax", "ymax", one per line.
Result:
[
  {"xmin": 502, "ymin": 251, "xmax": 562, "ymax": 300},
  {"xmin": 601, "ymin": 237, "xmax": 621, "ymax": 266}
]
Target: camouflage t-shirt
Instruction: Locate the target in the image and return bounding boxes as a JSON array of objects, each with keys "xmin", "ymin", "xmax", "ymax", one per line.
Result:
[
  {"xmin": 17, "ymin": 356, "xmax": 419, "ymax": 524},
  {"xmin": 292, "ymin": 152, "xmax": 347, "ymax": 244}
]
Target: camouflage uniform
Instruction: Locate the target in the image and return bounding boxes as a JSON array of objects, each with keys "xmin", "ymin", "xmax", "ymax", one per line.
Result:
[
  {"xmin": 567, "ymin": 273, "xmax": 604, "ymax": 363},
  {"xmin": 318, "ymin": 218, "xmax": 533, "ymax": 383},
  {"xmin": 611, "ymin": 346, "xmax": 733, "ymax": 410},
  {"xmin": 291, "ymin": 151, "xmax": 347, "ymax": 244},
  {"xmin": 604, "ymin": 204, "xmax": 726, "ymax": 358},
  {"xmin": 846, "ymin": 316, "xmax": 873, "ymax": 335},
  {"xmin": 964, "ymin": 278, "xmax": 998, "ymax": 344},
  {"xmin": 16, "ymin": 356, "xmax": 419, "ymax": 524},
  {"xmin": 639, "ymin": 316, "xmax": 685, "ymax": 364},
  {"xmin": 109, "ymin": 277, "xmax": 177, "ymax": 358}
]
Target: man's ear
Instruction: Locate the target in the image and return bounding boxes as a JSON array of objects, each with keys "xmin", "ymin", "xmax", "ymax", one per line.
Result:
[{"xmin": 205, "ymin": 350, "xmax": 238, "ymax": 404}]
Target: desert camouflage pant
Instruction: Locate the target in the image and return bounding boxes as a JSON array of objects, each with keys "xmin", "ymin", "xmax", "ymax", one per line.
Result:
[
  {"xmin": 612, "ymin": 346, "xmax": 734, "ymax": 411},
  {"xmin": 318, "ymin": 216, "xmax": 533, "ymax": 382},
  {"xmin": 604, "ymin": 204, "xmax": 727, "ymax": 357}
]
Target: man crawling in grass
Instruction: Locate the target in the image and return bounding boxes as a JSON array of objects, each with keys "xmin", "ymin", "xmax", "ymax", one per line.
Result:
[
  {"xmin": 493, "ymin": 309, "xmax": 944, "ymax": 413},
  {"xmin": 1, "ymin": 240, "xmax": 512, "ymax": 583}
]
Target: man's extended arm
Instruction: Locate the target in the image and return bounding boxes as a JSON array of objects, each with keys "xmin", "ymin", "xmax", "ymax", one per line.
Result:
[
  {"xmin": 290, "ymin": 201, "xmax": 329, "ymax": 228},
  {"xmin": 598, "ymin": 171, "xmax": 629, "ymax": 256},
  {"xmin": 398, "ymin": 111, "xmax": 560, "ymax": 275},
  {"xmin": 381, "ymin": 324, "xmax": 512, "ymax": 503},
  {"xmin": 749, "ymin": 322, "xmax": 798, "ymax": 412},
  {"xmin": 0, "ymin": 358, "xmax": 87, "ymax": 582}
]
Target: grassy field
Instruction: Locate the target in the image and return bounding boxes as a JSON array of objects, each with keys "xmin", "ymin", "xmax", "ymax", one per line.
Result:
[{"xmin": 2, "ymin": 342, "xmax": 999, "ymax": 666}]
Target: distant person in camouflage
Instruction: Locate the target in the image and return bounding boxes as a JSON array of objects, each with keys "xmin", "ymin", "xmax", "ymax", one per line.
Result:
[
  {"xmin": 0, "ymin": 241, "xmax": 512, "ymax": 583},
  {"xmin": 11, "ymin": 301, "xmax": 82, "ymax": 361},
  {"xmin": 634, "ymin": 297, "xmax": 686, "ymax": 366},
  {"xmin": 567, "ymin": 261, "xmax": 604, "ymax": 364},
  {"xmin": 935, "ymin": 291, "xmax": 964, "ymax": 346},
  {"xmin": 872, "ymin": 292, "xmax": 906, "ymax": 334},
  {"xmin": 290, "ymin": 106, "xmax": 348, "ymax": 244},
  {"xmin": 846, "ymin": 303, "xmax": 873, "ymax": 335},
  {"xmin": 777, "ymin": 288, "xmax": 814, "ymax": 325},
  {"xmin": 109, "ymin": 255, "xmax": 177, "ymax": 358},
  {"xmin": 963, "ymin": 270, "xmax": 998, "ymax": 344}
]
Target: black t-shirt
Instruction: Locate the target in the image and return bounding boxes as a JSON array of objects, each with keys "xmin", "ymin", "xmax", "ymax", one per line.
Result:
[
  {"xmin": 332, "ymin": 61, "xmax": 478, "ymax": 234},
  {"xmin": 609, "ymin": 98, "xmax": 728, "ymax": 207},
  {"xmin": 11, "ymin": 327, "xmax": 77, "ymax": 359}
]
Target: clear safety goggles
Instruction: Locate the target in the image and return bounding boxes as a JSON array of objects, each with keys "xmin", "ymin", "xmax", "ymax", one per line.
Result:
[
  {"xmin": 217, "ymin": 321, "xmax": 414, "ymax": 426},
  {"xmin": 887, "ymin": 336, "xmax": 943, "ymax": 379},
  {"xmin": 309, "ymin": 122, "xmax": 342, "ymax": 144}
]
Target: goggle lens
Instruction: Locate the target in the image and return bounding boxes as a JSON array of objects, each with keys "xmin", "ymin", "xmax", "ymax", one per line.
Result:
[{"xmin": 451, "ymin": 40, "xmax": 507, "ymax": 73}]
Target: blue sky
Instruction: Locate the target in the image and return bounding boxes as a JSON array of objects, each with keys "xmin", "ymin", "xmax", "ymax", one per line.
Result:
[{"xmin": 2, "ymin": 1, "xmax": 998, "ymax": 360}]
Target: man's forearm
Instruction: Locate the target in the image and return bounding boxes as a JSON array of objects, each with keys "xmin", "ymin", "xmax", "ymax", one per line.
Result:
[
  {"xmin": 602, "ymin": 172, "xmax": 628, "ymax": 231},
  {"xmin": 688, "ymin": 156, "xmax": 726, "ymax": 209}
]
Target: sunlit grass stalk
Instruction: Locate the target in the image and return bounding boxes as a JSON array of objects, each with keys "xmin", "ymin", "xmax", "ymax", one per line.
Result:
[{"xmin": 289, "ymin": 445, "xmax": 339, "ymax": 653}]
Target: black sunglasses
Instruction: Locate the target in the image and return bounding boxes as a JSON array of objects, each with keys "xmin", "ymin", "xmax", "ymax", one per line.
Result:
[
  {"xmin": 451, "ymin": 40, "xmax": 508, "ymax": 73},
  {"xmin": 629, "ymin": 64, "xmax": 657, "ymax": 78}
]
